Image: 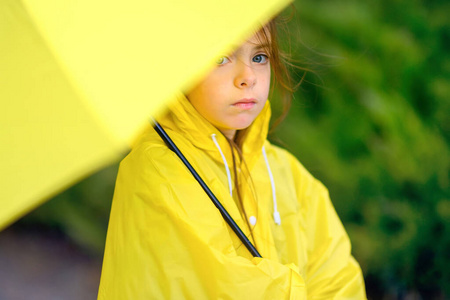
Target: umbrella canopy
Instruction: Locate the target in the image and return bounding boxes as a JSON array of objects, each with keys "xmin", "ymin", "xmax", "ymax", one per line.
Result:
[{"xmin": 0, "ymin": 0, "xmax": 291, "ymax": 229}]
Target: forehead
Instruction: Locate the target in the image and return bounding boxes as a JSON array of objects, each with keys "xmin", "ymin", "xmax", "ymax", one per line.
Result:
[
  {"xmin": 232, "ymin": 28, "xmax": 271, "ymax": 53},
  {"xmin": 248, "ymin": 26, "xmax": 272, "ymax": 45},
  {"xmin": 225, "ymin": 26, "xmax": 272, "ymax": 56}
]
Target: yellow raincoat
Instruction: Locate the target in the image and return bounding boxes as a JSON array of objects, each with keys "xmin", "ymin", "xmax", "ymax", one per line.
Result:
[{"xmin": 98, "ymin": 94, "xmax": 366, "ymax": 299}]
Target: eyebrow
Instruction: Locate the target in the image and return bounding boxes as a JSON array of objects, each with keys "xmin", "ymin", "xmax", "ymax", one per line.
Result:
[
  {"xmin": 253, "ymin": 42, "xmax": 271, "ymax": 50},
  {"xmin": 227, "ymin": 41, "xmax": 271, "ymax": 57}
]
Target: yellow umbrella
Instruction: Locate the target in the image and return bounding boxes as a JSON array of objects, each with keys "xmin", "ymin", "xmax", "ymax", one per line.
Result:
[{"xmin": 0, "ymin": 0, "xmax": 290, "ymax": 229}]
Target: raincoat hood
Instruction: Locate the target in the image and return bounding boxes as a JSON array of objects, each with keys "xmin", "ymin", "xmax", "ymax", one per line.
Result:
[{"xmin": 155, "ymin": 92, "xmax": 270, "ymax": 169}]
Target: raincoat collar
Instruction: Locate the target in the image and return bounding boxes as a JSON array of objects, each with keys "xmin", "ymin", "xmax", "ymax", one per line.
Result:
[{"xmin": 157, "ymin": 92, "xmax": 271, "ymax": 168}]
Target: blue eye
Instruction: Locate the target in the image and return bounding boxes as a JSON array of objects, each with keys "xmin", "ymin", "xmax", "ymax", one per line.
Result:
[
  {"xmin": 216, "ymin": 56, "xmax": 230, "ymax": 65},
  {"xmin": 253, "ymin": 54, "xmax": 268, "ymax": 64}
]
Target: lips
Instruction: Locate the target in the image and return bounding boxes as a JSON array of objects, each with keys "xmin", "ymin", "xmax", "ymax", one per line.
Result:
[{"xmin": 232, "ymin": 98, "xmax": 257, "ymax": 109}]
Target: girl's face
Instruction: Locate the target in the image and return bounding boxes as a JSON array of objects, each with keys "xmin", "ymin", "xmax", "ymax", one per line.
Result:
[{"xmin": 186, "ymin": 32, "xmax": 271, "ymax": 140}]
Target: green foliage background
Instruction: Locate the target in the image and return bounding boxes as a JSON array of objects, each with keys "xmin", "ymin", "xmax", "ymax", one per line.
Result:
[{"xmin": 18, "ymin": 0, "xmax": 449, "ymax": 298}]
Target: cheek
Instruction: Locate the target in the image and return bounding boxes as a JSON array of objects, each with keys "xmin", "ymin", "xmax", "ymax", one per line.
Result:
[
  {"xmin": 186, "ymin": 86, "xmax": 220, "ymax": 119},
  {"xmin": 261, "ymin": 73, "xmax": 271, "ymax": 97},
  {"xmin": 192, "ymin": 77, "xmax": 224, "ymax": 102},
  {"xmin": 186, "ymin": 80, "xmax": 212, "ymax": 105}
]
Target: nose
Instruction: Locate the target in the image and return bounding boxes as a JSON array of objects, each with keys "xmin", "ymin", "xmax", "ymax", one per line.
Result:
[{"xmin": 234, "ymin": 61, "xmax": 256, "ymax": 88}]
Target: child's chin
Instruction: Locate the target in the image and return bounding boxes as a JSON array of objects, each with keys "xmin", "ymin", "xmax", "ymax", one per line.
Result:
[
  {"xmin": 234, "ymin": 122, "xmax": 255, "ymax": 131},
  {"xmin": 240, "ymin": 118, "xmax": 259, "ymax": 129}
]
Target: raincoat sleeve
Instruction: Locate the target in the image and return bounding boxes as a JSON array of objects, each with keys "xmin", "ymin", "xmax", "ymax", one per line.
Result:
[
  {"xmin": 98, "ymin": 142, "xmax": 306, "ymax": 300},
  {"xmin": 287, "ymin": 151, "xmax": 367, "ymax": 299}
]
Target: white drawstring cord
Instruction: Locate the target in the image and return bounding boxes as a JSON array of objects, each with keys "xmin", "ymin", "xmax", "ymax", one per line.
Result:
[
  {"xmin": 210, "ymin": 135, "xmax": 280, "ymax": 225},
  {"xmin": 262, "ymin": 146, "xmax": 281, "ymax": 225},
  {"xmin": 211, "ymin": 134, "xmax": 233, "ymax": 197}
]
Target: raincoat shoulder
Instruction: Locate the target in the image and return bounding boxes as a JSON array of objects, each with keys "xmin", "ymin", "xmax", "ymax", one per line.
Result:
[{"xmin": 262, "ymin": 143, "xmax": 366, "ymax": 298}]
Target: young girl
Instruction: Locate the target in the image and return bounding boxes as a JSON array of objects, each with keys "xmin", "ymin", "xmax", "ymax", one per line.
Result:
[{"xmin": 98, "ymin": 19, "xmax": 366, "ymax": 299}]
